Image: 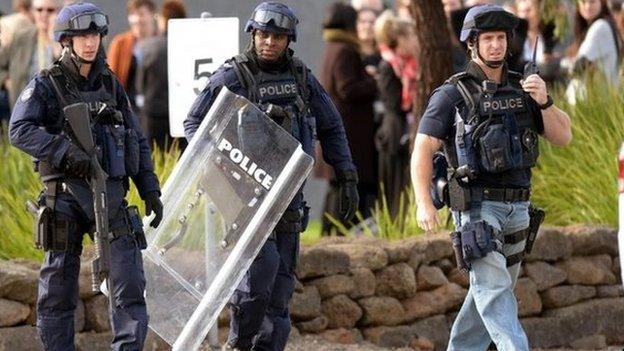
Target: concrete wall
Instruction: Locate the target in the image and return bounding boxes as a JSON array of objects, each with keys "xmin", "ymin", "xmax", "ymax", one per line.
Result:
[{"xmin": 1, "ymin": 226, "xmax": 622, "ymax": 350}]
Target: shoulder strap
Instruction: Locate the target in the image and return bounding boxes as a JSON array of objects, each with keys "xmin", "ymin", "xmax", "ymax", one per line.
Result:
[
  {"xmin": 290, "ymin": 56, "xmax": 310, "ymax": 107},
  {"xmin": 232, "ymin": 54, "xmax": 259, "ymax": 102},
  {"xmin": 45, "ymin": 65, "xmax": 73, "ymax": 108},
  {"xmin": 101, "ymin": 69, "xmax": 118, "ymax": 108},
  {"xmin": 452, "ymin": 75, "xmax": 481, "ymax": 123}
]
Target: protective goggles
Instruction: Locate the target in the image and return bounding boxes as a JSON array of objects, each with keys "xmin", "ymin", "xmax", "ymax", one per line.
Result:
[
  {"xmin": 251, "ymin": 9, "xmax": 297, "ymax": 31},
  {"xmin": 57, "ymin": 12, "xmax": 109, "ymax": 32}
]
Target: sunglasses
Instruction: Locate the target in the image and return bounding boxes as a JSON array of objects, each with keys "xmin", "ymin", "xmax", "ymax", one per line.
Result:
[{"xmin": 35, "ymin": 7, "xmax": 57, "ymax": 13}]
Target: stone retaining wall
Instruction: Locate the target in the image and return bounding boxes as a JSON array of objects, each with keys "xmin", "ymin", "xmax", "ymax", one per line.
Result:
[{"xmin": 1, "ymin": 226, "xmax": 622, "ymax": 350}]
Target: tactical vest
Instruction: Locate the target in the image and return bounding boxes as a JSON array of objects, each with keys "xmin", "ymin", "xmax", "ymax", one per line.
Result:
[
  {"xmin": 230, "ymin": 54, "xmax": 316, "ymax": 156},
  {"xmin": 444, "ymin": 71, "xmax": 540, "ymax": 180},
  {"xmin": 42, "ymin": 64, "xmax": 138, "ymax": 180}
]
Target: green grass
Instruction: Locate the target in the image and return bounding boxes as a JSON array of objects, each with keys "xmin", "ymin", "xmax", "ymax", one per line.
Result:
[
  {"xmin": 300, "ymin": 220, "xmax": 322, "ymax": 246},
  {"xmin": 0, "ymin": 140, "xmax": 180, "ymax": 261},
  {"xmin": 531, "ymin": 76, "xmax": 623, "ymax": 226},
  {"xmin": 1, "ymin": 77, "xmax": 622, "ymax": 259}
]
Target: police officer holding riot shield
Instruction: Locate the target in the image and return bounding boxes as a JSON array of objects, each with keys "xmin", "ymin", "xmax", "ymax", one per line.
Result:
[
  {"xmin": 411, "ymin": 5, "xmax": 571, "ymax": 350},
  {"xmin": 184, "ymin": 2, "xmax": 358, "ymax": 350},
  {"xmin": 9, "ymin": 3, "xmax": 163, "ymax": 350}
]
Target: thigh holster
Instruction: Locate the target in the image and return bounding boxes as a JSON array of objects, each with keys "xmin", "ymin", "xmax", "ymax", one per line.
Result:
[
  {"xmin": 34, "ymin": 180, "xmax": 71, "ymax": 253},
  {"xmin": 458, "ymin": 220, "xmax": 498, "ymax": 269}
]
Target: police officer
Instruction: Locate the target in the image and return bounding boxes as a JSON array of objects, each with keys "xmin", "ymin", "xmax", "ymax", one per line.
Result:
[
  {"xmin": 184, "ymin": 2, "xmax": 358, "ymax": 350},
  {"xmin": 8, "ymin": 3, "xmax": 163, "ymax": 350},
  {"xmin": 411, "ymin": 5, "xmax": 571, "ymax": 351}
]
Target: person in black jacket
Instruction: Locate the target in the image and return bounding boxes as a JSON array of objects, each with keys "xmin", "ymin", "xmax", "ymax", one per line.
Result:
[
  {"xmin": 319, "ymin": 2, "xmax": 378, "ymax": 232},
  {"xmin": 374, "ymin": 11, "xmax": 418, "ymax": 216}
]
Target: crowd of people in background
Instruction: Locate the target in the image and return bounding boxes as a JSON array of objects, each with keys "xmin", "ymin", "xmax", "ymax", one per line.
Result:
[{"xmin": 1, "ymin": 0, "xmax": 623, "ymax": 234}]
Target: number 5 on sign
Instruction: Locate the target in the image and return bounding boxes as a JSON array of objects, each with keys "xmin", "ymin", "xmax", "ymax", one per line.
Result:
[{"xmin": 168, "ymin": 17, "xmax": 239, "ymax": 138}]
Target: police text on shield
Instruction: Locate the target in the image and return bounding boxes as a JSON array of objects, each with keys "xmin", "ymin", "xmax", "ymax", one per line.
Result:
[{"xmin": 217, "ymin": 138, "xmax": 274, "ymax": 190}]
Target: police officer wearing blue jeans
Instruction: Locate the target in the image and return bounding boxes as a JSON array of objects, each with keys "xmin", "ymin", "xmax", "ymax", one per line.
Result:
[
  {"xmin": 411, "ymin": 5, "xmax": 572, "ymax": 351},
  {"xmin": 9, "ymin": 3, "xmax": 163, "ymax": 350},
  {"xmin": 184, "ymin": 3, "xmax": 358, "ymax": 350}
]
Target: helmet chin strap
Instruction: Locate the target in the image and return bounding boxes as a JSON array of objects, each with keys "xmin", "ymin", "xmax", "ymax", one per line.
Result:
[{"xmin": 61, "ymin": 39, "xmax": 96, "ymax": 73}]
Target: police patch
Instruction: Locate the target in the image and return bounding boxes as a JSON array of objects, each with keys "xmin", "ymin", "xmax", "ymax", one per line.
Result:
[
  {"xmin": 258, "ymin": 81, "xmax": 298, "ymax": 101},
  {"xmin": 479, "ymin": 94, "xmax": 527, "ymax": 115},
  {"xmin": 20, "ymin": 87, "xmax": 34, "ymax": 102}
]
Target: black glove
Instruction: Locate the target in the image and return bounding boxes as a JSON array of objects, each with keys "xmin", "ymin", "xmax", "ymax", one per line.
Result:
[
  {"xmin": 144, "ymin": 191, "xmax": 163, "ymax": 228},
  {"xmin": 265, "ymin": 103, "xmax": 288, "ymax": 120},
  {"xmin": 336, "ymin": 170, "xmax": 359, "ymax": 222},
  {"xmin": 265, "ymin": 103, "xmax": 291, "ymax": 131},
  {"xmin": 63, "ymin": 143, "xmax": 91, "ymax": 178}
]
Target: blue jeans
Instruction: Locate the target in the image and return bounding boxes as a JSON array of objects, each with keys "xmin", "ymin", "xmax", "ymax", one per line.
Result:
[{"xmin": 447, "ymin": 201, "xmax": 530, "ymax": 351}]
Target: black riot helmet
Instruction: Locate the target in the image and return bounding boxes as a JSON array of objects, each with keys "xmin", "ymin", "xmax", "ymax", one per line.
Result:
[{"xmin": 460, "ymin": 5, "xmax": 519, "ymax": 68}]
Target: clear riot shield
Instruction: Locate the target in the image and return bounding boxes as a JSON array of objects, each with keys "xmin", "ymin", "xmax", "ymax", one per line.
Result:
[{"xmin": 142, "ymin": 87, "xmax": 314, "ymax": 350}]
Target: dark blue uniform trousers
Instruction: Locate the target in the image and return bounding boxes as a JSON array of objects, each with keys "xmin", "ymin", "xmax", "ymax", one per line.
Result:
[
  {"xmin": 228, "ymin": 230, "xmax": 299, "ymax": 351},
  {"xmin": 36, "ymin": 193, "xmax": 148, "ymax": 351}
]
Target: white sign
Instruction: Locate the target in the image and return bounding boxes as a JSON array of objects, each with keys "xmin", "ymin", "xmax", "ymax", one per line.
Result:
[{"xmin": 168, "ymin": 17, "xmax": 240, "ymax": 137}]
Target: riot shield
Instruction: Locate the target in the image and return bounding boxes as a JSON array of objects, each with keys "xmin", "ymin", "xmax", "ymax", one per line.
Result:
[{"xmin": 142, "ymin": 87, "xmax": 314, "ymax": 350}]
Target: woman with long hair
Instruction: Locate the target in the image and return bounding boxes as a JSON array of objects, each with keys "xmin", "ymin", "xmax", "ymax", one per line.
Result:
[
  {"xmin": 567, "ymin": 0, "xmax": 623, "ymax": 87},
  {"xmin": 357, "ymin": 7, "xmax": 382, "ymax": 70}
]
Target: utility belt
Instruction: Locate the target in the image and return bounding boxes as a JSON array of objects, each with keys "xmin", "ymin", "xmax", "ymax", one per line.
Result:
[
  {"xmin": 447, "ymin": 177, "xmax": 531, "ymax": 211},
  {"xmin": 450, "ymin": 206, "xmax": 545, "ymax": 273},
  {"xmin": 271, "ymin": 204, "xmax": 310, "ymax": 238},
  {"xmin": 27, "ymin": 180, "xmax": 147, "ymax": 254}
]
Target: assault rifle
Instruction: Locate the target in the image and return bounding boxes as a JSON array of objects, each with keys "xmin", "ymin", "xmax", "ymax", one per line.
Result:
[{"xmin": 64, "ymin": 103, "xmax": 112, "ymax": 298}]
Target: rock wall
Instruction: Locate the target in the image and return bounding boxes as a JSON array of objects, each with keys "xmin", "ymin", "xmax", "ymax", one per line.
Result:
[{"xmin": 0, "ymin": 226, "xmax": 622, "ymax": 350}]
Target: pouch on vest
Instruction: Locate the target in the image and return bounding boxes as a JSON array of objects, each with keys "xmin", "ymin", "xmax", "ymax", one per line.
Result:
[
  {"xmin": 459, "ymin": 220, "xmax": 496, "ymax": 263},
  {"xmin": 104, "ymin": 124, "xmax": 127, "ymax": 178},
  {"xmin": 127, "ymin": 205, "xmax": 147, "ymax": 249},
  {"xmin": 521, "ymin": 129, "xmax": 539, "ymax": 168},
  {"xmin": 477, "ymin": 114, "xmax": 523, "ymax": 173},
  {"xmin": 124, "ymin": 128, "xmax": 140, "ymax": 177},
  {"xmin": 454, "ymin": 115, "xmax": 480, "ymax": 179}
]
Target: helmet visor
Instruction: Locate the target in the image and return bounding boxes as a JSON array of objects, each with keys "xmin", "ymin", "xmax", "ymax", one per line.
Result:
[
  {"xmin": 251, "ymin": 9, "xmax": 297, "ymax": 31},
  {"xmin": 63, "ymin": 12, "xmax": 109, "ymax": 31}
]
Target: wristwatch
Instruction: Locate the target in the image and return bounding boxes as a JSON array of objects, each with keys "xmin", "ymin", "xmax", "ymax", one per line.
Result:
[{"xmin": 539, "ymin": 95, "xmax": 554, "ymax": 110}]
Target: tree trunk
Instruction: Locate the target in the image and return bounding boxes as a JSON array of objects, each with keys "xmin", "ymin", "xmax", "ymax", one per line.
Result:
[{"xmin": 409, "ymin": 0, "xmax": 454, "ymax": 130}]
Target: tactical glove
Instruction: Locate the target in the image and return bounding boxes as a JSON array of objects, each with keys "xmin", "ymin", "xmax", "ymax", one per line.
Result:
[
  {"xmin": 144, "ymin": 191, "xmax": 163, "ymax": 228},
  {"xmin": 336, "ymin": 170, "xmax": 359, "ymax": 222},
  {"xmin": 63, "ymin": 143, "xmax": 91, "ymax": 178},
  {"xmin": 265, "ymin": 103, "xmax": 292, "ymax": 131}
]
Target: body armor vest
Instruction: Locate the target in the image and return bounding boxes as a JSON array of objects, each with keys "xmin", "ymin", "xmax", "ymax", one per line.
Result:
[
  {"xmin": 445, "ymin": 71, "xmax": 540, "ymax": 180},
  {"xmin": 230, "ymin": 54, "xmax": 317, "ymax": 157},
  {"xmin": 43, "ymin": 64, "xmax": 138, "ymax": 180}
]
